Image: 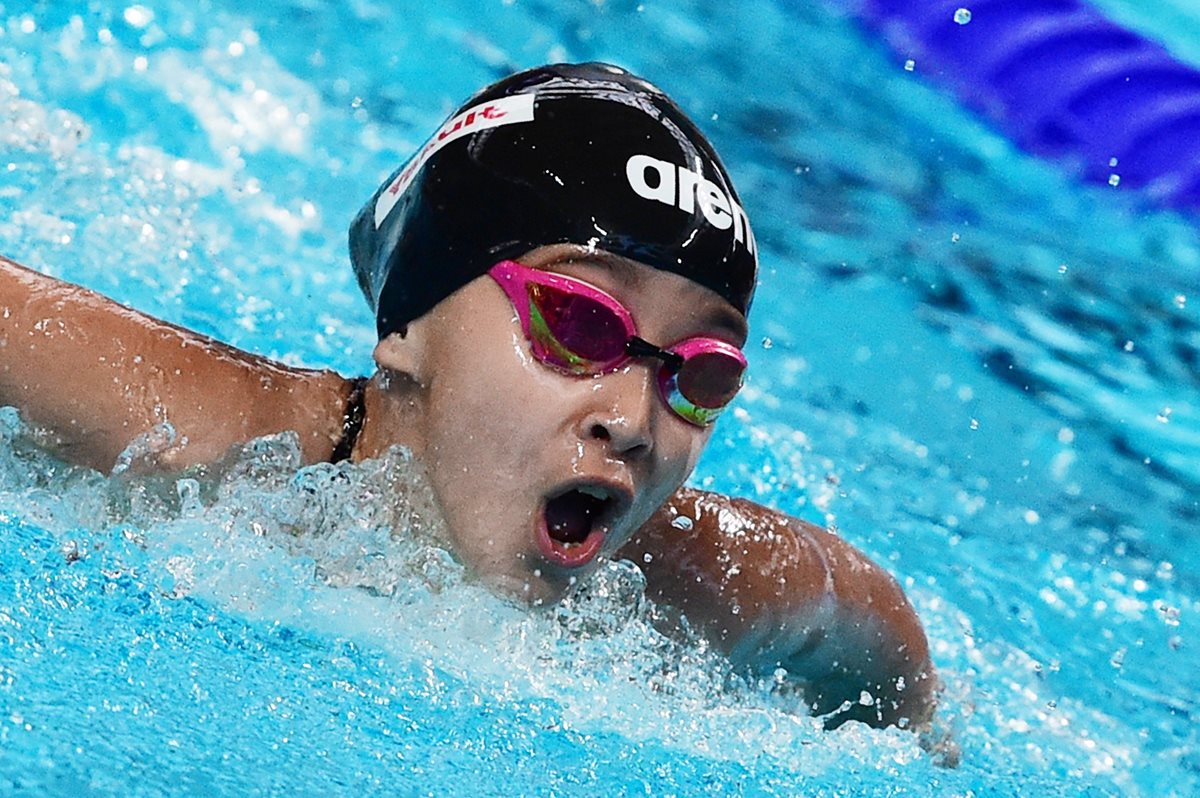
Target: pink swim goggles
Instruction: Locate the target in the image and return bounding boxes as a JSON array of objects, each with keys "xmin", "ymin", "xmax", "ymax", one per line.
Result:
[{"xmin": 488, "ymin": 260, "xmax": 747, "ymax": 427}]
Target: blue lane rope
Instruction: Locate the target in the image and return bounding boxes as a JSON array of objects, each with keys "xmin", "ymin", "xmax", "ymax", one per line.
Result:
[{"xmin": 851, "ymin": 0, "xmax": 1200, "ymax": 209}]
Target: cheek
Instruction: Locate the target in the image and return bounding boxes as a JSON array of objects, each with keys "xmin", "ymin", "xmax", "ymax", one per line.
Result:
[
  {"xmin": 421, "ymin": 332, "xmax": 557, "ymax": 473},
  {"xmin": 646, "ymin": 424, "xmax": 712, "ymax": 505},
  {"xmin": 682, "ymin": 425, "xmax": 713, "ymax": 470},
  {"xmin": 671, "ymin": 418, "xmax": 712, "ymax": 469}
]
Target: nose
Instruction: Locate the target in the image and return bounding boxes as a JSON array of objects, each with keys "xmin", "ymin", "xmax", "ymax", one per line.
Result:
[{"xmin": 579, "ymin": 365, "xmax": 656, "ymax": 459}]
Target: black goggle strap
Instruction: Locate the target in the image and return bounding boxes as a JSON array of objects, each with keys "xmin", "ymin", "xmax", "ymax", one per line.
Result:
[{"xmin": 625, "ymin": 336, "xmax": 684, "ymax": 373}]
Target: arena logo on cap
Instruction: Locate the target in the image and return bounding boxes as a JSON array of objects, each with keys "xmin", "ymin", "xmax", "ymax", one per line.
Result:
[
  {"xmin": 625, "ymin": 154, "xmax": 756, "ymax": 255},
  {"xmin": 374, "ymin": 94, "xmax": 536, "ymax": 228}
]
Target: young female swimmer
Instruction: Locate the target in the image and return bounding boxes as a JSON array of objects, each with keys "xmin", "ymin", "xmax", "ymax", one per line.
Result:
[{"xmin": 0, "ymin": 63, "xmax": 937, "ymax": 732}]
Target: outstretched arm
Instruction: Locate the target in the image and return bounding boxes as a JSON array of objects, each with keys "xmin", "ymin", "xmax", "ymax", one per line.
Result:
[
  {"xmin": 0, "ymin": 255, "xmax": 351, "ymax": 471},
  {"xmin": 621, "ymin": 487, "xmax": 936, "ymax": 730}
]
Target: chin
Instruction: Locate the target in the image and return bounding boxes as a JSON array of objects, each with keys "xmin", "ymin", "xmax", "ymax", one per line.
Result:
[{"xmin": 477, "ymin": 565, "xmax": 577, "ymax": 607}]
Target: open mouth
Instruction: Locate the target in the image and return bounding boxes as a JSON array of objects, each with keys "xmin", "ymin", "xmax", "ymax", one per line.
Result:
[{"xmin": 536, "ymin": 484, "xmax": 621, "ymax": 568}]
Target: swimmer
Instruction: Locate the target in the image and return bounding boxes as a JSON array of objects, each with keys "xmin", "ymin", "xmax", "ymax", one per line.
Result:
[{"xmin": 0, "ymin": 63, "xmax": 937, "ymax": 733}]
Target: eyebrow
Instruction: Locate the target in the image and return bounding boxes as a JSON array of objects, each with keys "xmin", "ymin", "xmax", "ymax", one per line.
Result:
[{"xmin": 704, "ymin": 303, "xmax": 749, "ymax": 344}]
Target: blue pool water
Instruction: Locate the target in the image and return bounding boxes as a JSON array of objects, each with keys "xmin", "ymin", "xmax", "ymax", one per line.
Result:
[{"xmin": 1, "ymin": 1, "xmax": 1197, "ymax": 795}]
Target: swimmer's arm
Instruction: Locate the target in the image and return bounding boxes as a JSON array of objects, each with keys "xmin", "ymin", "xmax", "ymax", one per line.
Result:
[
  {"xmin": 620, "ymin": 487, "xmax": 937, "ymax": 731},
  {"xmin": 0, "ymin": 255, "xmax": 351, "ymax": 471}
]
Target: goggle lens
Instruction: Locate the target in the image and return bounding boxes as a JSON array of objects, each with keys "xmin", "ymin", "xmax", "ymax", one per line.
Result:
[
  {"xmin": 527, "ymin": 282, "xmax": 629, "ymax": 372},
  {"xmin": 657, "ymin": 340, "xmax": 746, "ymax": 426},
  {"xmin": 676, "ymin": 350, "xmax": 746, "ymax": 409}
]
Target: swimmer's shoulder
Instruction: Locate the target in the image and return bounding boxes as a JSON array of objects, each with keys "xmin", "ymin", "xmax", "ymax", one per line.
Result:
[{"xmin": 623, "ymin": 487, "xmax": 937, "ymax": 730}]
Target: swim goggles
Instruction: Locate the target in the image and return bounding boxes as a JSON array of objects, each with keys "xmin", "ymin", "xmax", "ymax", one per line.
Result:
[{"xmin": 487, "ymin": 260, "xmax": 747, "ymax": 427}]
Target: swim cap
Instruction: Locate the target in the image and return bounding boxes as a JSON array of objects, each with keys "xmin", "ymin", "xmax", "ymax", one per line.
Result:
[{"xmin": 349, "ymin": 62, "xmax": 757, "ymax": 339}]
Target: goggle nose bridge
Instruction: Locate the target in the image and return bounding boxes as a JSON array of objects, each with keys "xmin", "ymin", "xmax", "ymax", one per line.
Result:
[{"xmin": 625, "ymin": 336, "xmax": 684, "ymax": 373}]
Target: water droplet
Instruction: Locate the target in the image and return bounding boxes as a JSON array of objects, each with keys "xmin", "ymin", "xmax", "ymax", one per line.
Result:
[
  {"xmin": 953, "ymin": 8, "xmax": 972, "ymax": 25},
  {"xmin": 904, "ymin": 59, "xmax": 916, "ymax": 72},
  {"xmin": 670, "ymin": 515, "xmax": 694, "ymax": 531},
  {"xmin": 123, "ymin": 5, "xmax": 155, "ymax": 28},
  {"xmin": 1108, "ymin": 173, "xmax": 1121, "ymax": 187},
  {"xmin": 760, "ymin": 337, "xmax": 773, "ymax": 350}
]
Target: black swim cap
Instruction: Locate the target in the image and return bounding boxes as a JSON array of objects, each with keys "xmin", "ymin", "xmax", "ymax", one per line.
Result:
[{"xmin": 349, "ymin": 62, "xmax": 757, "ymax": 339}]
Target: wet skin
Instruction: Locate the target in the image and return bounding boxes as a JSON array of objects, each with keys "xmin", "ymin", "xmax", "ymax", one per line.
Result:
[
  {"xmin": 355, "ymin": 244, "xmax": 747, "ymax": 602},
  {"xmin": 0, "ymin": 250, "xmax": 940, "ymax": 735}
]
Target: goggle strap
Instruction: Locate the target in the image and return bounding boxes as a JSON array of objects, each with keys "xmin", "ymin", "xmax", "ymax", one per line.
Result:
[{"xmin": 625, "ymin": 336, "xmax": 684, "ymax": 372}]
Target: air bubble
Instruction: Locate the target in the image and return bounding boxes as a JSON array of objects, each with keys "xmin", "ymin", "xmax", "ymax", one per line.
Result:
[
  {"xmin": 1157, "ymin": 604, "xmax": 1180, "ymax": 627},
  {"xmin": 1108, "ymin": 174, "xmax": 1121, "ymax": 187},
  {"xmin": 761, "ymin": 337, "xmax": 773, "ymax": 350},
  {"xmin": 1156, "ymin": 407, "xmax": 1172, "ymax": 424},
  {"xmin": 176, "ymin": 478, "xmax": 203, "ymax": 515},
  {"xmin": 969, "ymin": 418, "xmax": 979, "ymax": 430},
  {"xmin": 904, "ymin": 59, "xmax": 915, "ymax": 72},
  {"xmin": 953, "ymin": 8, "xmax": 972, "ymax": 25},
  {"xmin": 1174, "ymin": 294, "xmax": 1186, "ymax": 309},
  {"xmin": 670, "ymin": 515, "xmax": 694, "ymax": 531}
]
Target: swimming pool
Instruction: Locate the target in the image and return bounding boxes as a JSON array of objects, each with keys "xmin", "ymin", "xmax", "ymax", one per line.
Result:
[{"xmin": 1, "ymin": 1, "xmax": 1196, "ymax": 795}]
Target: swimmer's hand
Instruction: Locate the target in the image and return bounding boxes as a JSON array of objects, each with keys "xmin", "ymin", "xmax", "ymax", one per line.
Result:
[{"xmin": 620, "ymin": 488, "xmax": 938, "ymax": 734}]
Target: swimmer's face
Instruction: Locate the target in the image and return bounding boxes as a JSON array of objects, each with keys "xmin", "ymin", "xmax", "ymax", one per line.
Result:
[{"xmin": 377, "ymin": 244, "xmax": 747, "ymax": 603}]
